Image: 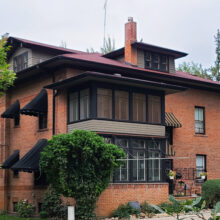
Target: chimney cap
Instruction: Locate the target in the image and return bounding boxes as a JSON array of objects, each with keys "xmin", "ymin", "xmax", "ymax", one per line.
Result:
[{"xmin": 128, "ymin": 17, "xmax": 133, "ymax": 22}]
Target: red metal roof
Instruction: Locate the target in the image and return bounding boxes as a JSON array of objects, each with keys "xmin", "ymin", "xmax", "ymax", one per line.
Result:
[
  {"xmin": 10, "ymin": 37, "xmax": 85, "ymax": 54},
  {"xmin": 62, "ymin": 53, "xmax": 220, "ymax": 86}
]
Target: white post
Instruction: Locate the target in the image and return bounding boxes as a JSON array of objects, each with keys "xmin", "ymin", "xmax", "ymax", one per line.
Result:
[{"xmin": 68, "ymin": 206, "xmax": 75, "ymax": 220}]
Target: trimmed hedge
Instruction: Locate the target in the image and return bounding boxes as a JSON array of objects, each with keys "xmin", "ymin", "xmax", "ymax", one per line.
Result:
[{"xmin": 202, "ymin": 179, "xmax": 220, "ymax": 207}]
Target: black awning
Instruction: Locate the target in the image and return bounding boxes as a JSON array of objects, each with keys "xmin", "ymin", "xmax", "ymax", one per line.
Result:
[
  {"xmin": 20, "ymin": 89, "xmax": 48, "ymax": 116},
  {"xmin": 1, "ymin": 100, "xmax": 20, "ymax": 119},
  {"xmin": 11, "ymin": 139, "xmax": 48, "ymax": 172},
  {"xmin": 165, "ymin": 112, "xmax": 182, "ymax": 128},
  {"xmin": 2, "ymin": 150, "xmax": 19, "ymax": 169}
]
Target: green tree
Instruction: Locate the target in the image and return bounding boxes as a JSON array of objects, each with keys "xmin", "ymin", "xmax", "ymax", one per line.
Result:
[
  {"xmin": 101, "ymin": 36, "xmax": 115, "ymax": 54},
  {"xmin": 0, "ymin": 38, "xmax": 16, "ymax": 95},
  {"xmin": 210, "ymin": 29, "xmax": 220, "ymax": 81},
  {"xmin": 40, "ymin": 130, "xmax": 125, "ymax": 220},
  {"xmin": 177, "ymin": 61, "xmax": 212, "ymax": 80}
]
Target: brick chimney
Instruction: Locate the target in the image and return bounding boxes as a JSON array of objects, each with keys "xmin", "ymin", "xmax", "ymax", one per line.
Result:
[{"xmin": 124, "ymin": 17, "xmax": 137, "ymax": 66}]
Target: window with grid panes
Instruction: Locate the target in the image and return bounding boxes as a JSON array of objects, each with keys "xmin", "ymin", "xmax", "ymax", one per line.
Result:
[
  {"xmin": 13, "ymin": 52, "xmax": 28, "ymax": 72},
  {"xmin": 69, "ymin": 92, "xmax": 78, "ymax": 122},
  {"xmin": 114, "ymin": 138, "xmax": 129, "ymax": 181},
  {"xmin": 148, "ymin": 141, "xmax": 161, "ymax": 181},
  {"xmin": 131, "ymin": 139, "xmax": 146, "ymax": 181}
]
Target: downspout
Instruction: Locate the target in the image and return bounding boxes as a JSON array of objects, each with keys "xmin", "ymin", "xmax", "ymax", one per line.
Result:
[{"xmin": 52, "ymin": 74, "xmax": 58, "ymax": 135}]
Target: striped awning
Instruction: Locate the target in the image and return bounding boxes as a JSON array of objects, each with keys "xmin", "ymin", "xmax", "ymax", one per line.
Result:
[{"xmin": 165, "ymin": 112, "xmax": 182, "ymax": 128}]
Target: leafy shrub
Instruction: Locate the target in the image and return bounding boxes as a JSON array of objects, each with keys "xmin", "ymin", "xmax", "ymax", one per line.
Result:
[
  {"xmin": 17, "ymin": 200, "xmax": 35, "ymax": 218},
  {"xmin": 39, "ymin": 211, "xmax": 49, "ymax": 218},
  {"xmin": 41, "ymin": 188, "xmax": 67, "ymax": 219},
  {"xmin": 202, "ymin": 179, "xmax": 220, "ymax": 207},
  {"xmin": 0, "ymin": 210, "xmax": 7, "ymax": 215},
  {"xmin": 40, "ymin": 130, "xmax": 125, "ymax": 220},
  {"xmin": 111, "ymin": 203, "xmax": 140, "ymax": 219},
  {"xmin": 141, "ymin": 201, "xmax": 157, "ymax": 216}
]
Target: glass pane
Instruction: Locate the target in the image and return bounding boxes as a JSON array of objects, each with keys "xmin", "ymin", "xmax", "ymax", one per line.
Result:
[
  {"xmin": 80, "ymin": 89, "xmax": 90, "ymax": 120},
  {"xmin": 133, "ymin": 93, "xmax": 146, "ymax": 122},
  {"xmin": 148, "ymin": 95, "xmax": 161, "ymax": 124},
  {"xmin": 69, "ymin": 92, "xmax": 78, "ymax": 122},
  {"xmin": 115, "ymin": 138, "xmax": 128, "ymax": 148},
  {"xmin": 132, "ymin": 139, "xmax": 145, "ymax": 148},
  {"xmin": 97, "ymin": 88, "xmax": 112, "ymax": 119},
  {"xmin": 133, "ymin": 150, "xmax": 146, "ymax": 181},
  {"xmin": 115, "ymin": 91, "xmax": 129, "ymax": 120}
]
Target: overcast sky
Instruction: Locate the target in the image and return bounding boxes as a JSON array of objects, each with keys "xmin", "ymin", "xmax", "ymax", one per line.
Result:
[{"xmin": 1, "ymin": 0, "xmax": 220, "ymax": 68}]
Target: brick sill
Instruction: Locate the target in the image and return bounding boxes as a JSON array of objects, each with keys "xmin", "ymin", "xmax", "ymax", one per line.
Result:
[
  {"xmin": 37, "ymin": 128, "xmax": 49, "ymax": 132},
  {"xmin": 194, "ymin": 134, "xmax": 208, "ymax": 137},
  {"xmin": 109, "ymin": 182, "xmax": 168, "ymax": 185}
]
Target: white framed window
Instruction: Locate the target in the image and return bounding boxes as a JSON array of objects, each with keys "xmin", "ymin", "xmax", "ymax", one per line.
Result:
[
  {"xmin": 114, "ymin": 138, "xmax": 129, "ymax": 181},
  {"xmin": 195, "ymin": 107, "xmax": 205, "ymax": 134},
  {"xmin": 196, "ymin": 155, "xmax": 206, "ymax": 177}
]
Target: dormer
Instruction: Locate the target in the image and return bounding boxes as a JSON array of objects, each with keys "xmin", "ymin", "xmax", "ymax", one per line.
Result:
[{"xmin": 104, "ymin": 17, "xmax": 187, "ymax": 74}]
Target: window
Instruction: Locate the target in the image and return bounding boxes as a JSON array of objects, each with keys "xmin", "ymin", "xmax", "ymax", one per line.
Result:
[
  {"xmin": 196, "ymin": 155, "xmax": 206, "ymax": 177},
  {"xmin": 69, "ymin": 92, "xmax": 78, "ymax": 122},
  {"xmin": 39, "ymin": 113, "xmax": 47, "ymax": 129},
  {"xmin": 80, "ymin": 89, "xmax": 90, "ymax": 120},
  {"xmin": 145, "ymin": 52, "xmax": 152, "ymax": 69},
  {"xmin": 34, "ymin": 172, "xmax": 47, "ymax": 186},
  {"xmin": 112, "ymin": 137, "xmax": 163, "ymax": 183},
  {"xmin": 97, "ymin": 88, "xmax": 112, "ymax": 119},
  {"xmin": 68, "ymin": 89, "xmax": 90, "ymax": 123},
  {"xmin": 144, "ymin": 52, "xmax": 168, "ymax": 72},
  {"xmin": 148, "ymin": 141, "xmax": 161, "ymax": 181},
  {"xmin": 13, "ymin": 52, "xmax": 28, "ymax": 72},
  {"xmin": 148, "ymin": 95, "xmax": 161, "ymax": 124},
  {"xmin": 133, "ymin": 93, "xmax": 146, "ymax": 122},
  {"xmin": 132, "ymin": 139, "xmax": 146, "ymax": 181},
  {"xmin": 13, "ymin": 170, "xmax": 19, "ymax": 178},
  {"xmin": 14, "ymin": 116, "xmax": 20, "ymax": 127},
  {"xmin": 115, "ymin": 90, "xmax": 129, "ymax": 120},
  {"xmin": 13, "ymin": 202, "xmax": 18, "ymax": 212},
  {"xmin": 195, "ymin": 107, "xmax": 205, "ymax": 134},
  {"xmin": 114, "ymin": 138, "xmax": 129, "ymax": 181}
]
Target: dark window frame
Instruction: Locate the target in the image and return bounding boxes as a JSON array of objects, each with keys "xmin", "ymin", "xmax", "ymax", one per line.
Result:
[
  {"xmin": 196, "ymin": 154, "xmax": 206, "ymax": 178},
  {"xmin": 39, "ymin": 113, "xmax": 47, "ymax": 130},
  {"xmin": 14, "ymin": 115, "xmax": 20, "ymax": 127},
  {"xmin": 13, "ymin": 52, "xmax": 28, "ymax": 72},
  {"xmin": 195, "ymin": 106, "xmax": 205, "ymax": 134},
  {"xmin": 67, "ymin": 82, "xmax": 165, "ymax": 126},
  {"xmin": 144, "ymin": 51, "xmax": 169, "ymax": 72},
  {"xmin": 103, "ymin": 135, "xmax": 166, "ymax": 183}
]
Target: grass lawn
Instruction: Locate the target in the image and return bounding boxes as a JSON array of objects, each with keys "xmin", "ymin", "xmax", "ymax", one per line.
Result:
[{"xmin": 0, "ymin": 216, "xmax": 44, "ymax": 220}]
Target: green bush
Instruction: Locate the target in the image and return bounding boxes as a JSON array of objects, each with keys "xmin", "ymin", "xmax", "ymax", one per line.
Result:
[
  {"xmin": 141, "ymin": 201, "xmax": 157, "ymax": 216},
  {"xmin": 41, "ymin": 188, "xmax": 67, "ymax": 219},
  {"xmin": 39, "ymin": 211, "xmax": 49, "ymax": 218},
  {"xmin": 0, "ymin": 210, "xmax": 7, "ymax": 215},
  {"xmin": 111, "ymin": 203, "xmax": 140, "ymax": 219},
  {"xmin": 202, "ymin": 179, "xmax": 220, "ymax": 208},
  {"xmin": 17, "ymin": 200, "xmax": 35, "ymax": 218}
]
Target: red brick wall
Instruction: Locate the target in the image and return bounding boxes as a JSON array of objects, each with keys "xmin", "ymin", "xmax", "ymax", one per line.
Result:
[
  {"xmin": 96, "ymin": 183, "xmax": 168, "ymax": 217},
  {"xmin": 166, "ymin": 88, "xmax": 220, "ymax": 193}
]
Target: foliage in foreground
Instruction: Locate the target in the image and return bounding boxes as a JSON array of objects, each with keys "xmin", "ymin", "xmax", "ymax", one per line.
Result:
[
  {"xmin": 202, "ymin": 179, "xmax": 220, "ymax": 208},
  {"xmin": 0, "ymin": 38, "xmax": 16, "ymax": 96},
  {"xmin": 17, "ymin": 200, "xmax": 35, "ymax": 218},
  {"xmin": 40, "ymin": 130, "xmax": 125, "ymax": 220},
  {"xmin": 111, "ymin": 203, "xmax": 140, "ymax": 219},
  {"xmin": 41, "ymin": 188, "xmax": 67, "ymax": 219}
]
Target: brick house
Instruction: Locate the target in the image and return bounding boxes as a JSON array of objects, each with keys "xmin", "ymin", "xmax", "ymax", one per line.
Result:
[{"xmin": 1, "ymin": 17, "xmax": 220, "ymax": 216}]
